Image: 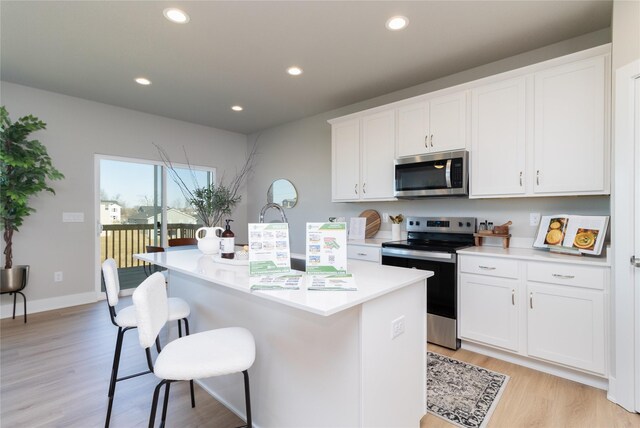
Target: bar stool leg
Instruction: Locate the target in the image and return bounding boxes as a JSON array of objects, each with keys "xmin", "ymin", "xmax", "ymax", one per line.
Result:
[
  {"xmin": 105, "ymin": 327, "xmax": 125, "ymax": 428},
  {"xmin": 243, "ymin": 370, "xmax": 252, "ymax": 428},
  {"xmin": 149, "ymin": 380, "xmax": 168, "ymax": 428},
  {"xmin": 189, "ymin": 380, "xmax": 195, "ymax": 408},
  {"xmin": 160, "ymin": 381, "xmax": 172, "ymax": 426}
]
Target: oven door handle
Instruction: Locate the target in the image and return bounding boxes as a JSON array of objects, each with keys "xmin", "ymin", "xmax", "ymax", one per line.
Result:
[{"xmin": 381, "ymin": 248, "xmax": 456, "ymax": 263}]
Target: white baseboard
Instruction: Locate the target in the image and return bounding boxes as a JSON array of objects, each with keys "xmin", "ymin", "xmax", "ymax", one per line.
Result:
[
  {"xmin": 462, "ymin": 340, "xmax": 609, "ymax": 390},
  {"xmin": 0, "ymin": 291, "xmax": 98, "ymax": 319}
]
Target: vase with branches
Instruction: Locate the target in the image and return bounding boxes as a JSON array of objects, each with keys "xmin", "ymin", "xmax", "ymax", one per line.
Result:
[{"xmin": 155, "ymin": 143, "xmax": 257, "ymax": 228}]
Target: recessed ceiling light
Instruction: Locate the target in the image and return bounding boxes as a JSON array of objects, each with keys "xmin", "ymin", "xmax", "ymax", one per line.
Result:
[
  {"xmin": 135, "ymin": 77, "xmax": 152, "ymax": 86},
  {"xmin": 163, "ymin": 8, "xmax": 190, "ymax": 24},
  {"xmin": 287, "ymin": 66, "xmax": 303, "ymax": 76},
  {"xmin": 385, "ymin": 16, "xmax": 409, "ymax": 31},
  {"xmin": 231, "ymin": 105, "xmax": 243, "ymax": 112}
]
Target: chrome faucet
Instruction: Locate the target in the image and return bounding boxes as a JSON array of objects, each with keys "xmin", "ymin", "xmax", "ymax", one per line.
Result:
[{"xmin": 259, "ymin": 202, "xmax": 288, "ymax": 223}]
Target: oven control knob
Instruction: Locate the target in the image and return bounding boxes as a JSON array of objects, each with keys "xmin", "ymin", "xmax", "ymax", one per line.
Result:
[
  {"xmin": 409, "ymin": 221, "xmax": 414, "ymax": 226},
  {"xmin": 466, "ymin": 222, "xmax": 471, "ymax": 227},
  {"xmin": 416, "ymin": 221, "xmax": 420, "ymax": 226},
  {"xmin": 458, "ymin": 222, "xmax": 463, "ymax": 227}
]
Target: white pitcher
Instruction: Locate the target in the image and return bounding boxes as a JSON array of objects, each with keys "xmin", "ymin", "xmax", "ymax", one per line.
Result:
[{"xmin": 195, "ymin": 227, "xmax": 224, "ymax": 255}]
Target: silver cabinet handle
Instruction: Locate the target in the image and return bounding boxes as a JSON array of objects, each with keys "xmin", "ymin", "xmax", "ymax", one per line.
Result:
[
  {"xmin": 354, "ymin": 184, "xmax": 358, "ymax": 195},
  {"xmin": 552, "ymin": 273, "xmax": 575, "ymax": 279},
  {"xmin": 357, "ymin": 252, "xmax": 367, "ymax": 256},
  {"xmin": 512, "ymin": 289, "xmax": 515, "ymax": 306},
  {"xmin": 430, "ymin": 134, "xmax": 434, "ymax": 147},
  {"xmin": 530, "ymin": 292, "xmax": 533, "ymax": 309},
  {"xmin": 424, "ymin": 135, "xmax": 429, "ymax": 148},
  {"xmin": 362, "ymin": 182, "xmax": 366, "ymax": 194},
  {"xmin": 479, "ymin": 265, "xmax": 496, "ymax": 270},
  {"xmin": 631, "ymin": 256, "xmax": 640, "ymax": 267},
  {"xmin": 519, "ymin": 171, "xmax": 523, "ymax": 187},
  {"xmin": 536, "ymin": 170, "xmax": 540, "ymax": 185}
]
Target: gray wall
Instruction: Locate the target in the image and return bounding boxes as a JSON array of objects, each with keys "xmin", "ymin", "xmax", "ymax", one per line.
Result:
[
  {"xmin": 247, "ymin": 29, "xmax": 612, "ymax": 253},
  {"xmin": 0, "ymin": 82, "xmax": 248, "ymax": 307}
]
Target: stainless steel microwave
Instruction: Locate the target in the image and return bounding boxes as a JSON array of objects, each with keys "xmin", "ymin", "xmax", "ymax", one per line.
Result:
[{"xmin": 394, "ymin": 150, "xmax": 469, "ymax": 198}]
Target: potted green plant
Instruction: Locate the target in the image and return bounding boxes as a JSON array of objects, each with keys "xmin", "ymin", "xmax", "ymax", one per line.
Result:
[{"xmin": 1, "ymin": 106, "xmax": 64, "ymax": 302}]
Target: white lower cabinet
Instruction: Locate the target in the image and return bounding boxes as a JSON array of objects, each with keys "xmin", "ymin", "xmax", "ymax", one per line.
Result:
[
  {"xmin": 459, "ymin": 254, "xmax": 608, "ymax": 376},
  {"xmin": 460, "ymin": 273, "xmax": 519, "ymax": 351},
  {"xmin": 347, "ymin": 244, "xmax": 380, "ymax": 263},
  {"xmin": 527, "ymin": 282, "xmax": 605, "ymax": 374}
]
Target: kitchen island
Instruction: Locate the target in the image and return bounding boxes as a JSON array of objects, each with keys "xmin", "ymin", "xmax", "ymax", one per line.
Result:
[{"xmin": 135, "ymin": 249, "xmax": 431, "ymax": 428}]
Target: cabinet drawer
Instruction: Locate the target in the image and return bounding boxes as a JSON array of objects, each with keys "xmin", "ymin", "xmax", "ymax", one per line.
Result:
[
  {"xmin": 459, "ymin": 255, "xmax": 519, "ymax": 279},
  {"xmin": 527, "ymin": 262, "xmax": 605, "ymax": 290},
  {"xmin": 347, "ymin": 245, "xmax": 380, "ymax": 263}
]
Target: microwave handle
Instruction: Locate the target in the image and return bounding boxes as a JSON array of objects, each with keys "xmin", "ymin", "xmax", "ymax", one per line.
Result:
[{"xmin": 445, "ymin": 159, "xmax": 452, "ymax": 188}]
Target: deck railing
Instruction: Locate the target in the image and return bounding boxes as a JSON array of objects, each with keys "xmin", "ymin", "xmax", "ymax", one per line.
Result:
[{"xmin": 101, "ymin": 223, "xmax": 200, "ymax": 268}]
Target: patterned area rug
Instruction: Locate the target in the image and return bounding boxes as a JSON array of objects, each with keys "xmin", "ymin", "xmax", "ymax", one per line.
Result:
[{"xmin": 427, "ymin": 352, "xmax": 509, "ymax": 428}]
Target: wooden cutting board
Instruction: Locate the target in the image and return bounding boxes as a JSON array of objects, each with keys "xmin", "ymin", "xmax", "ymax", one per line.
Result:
[{"xmin": 359, "ymin": 209, "xmax": 381, "ymax": 238}]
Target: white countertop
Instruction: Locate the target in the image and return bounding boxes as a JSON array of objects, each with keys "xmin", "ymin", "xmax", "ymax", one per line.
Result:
[
  {"xmin": 135, "ymin": 249, "xmax": 431, "ymax": 316},
  {"xmin": 457, "ymin": 246, "xmax": 611, "ymax": 267}
]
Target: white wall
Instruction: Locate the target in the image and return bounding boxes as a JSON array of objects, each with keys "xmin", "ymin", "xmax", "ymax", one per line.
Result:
[
  {"xmin": 247, "ymin": 30, "xmax": 612, "ymax": 253},
  {"xmin": 0, "ymin": 82, "xmax": 248, "ymax": 312}
]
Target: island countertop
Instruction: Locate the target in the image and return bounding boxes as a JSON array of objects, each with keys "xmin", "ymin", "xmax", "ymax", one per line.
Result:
[{"xmin": 135, "ymin": 249, "xmax": 431, "ymax": 317}]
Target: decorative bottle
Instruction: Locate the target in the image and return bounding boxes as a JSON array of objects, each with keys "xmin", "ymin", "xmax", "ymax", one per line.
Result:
[{"xmin": 221, "ymin": 219, "xmax": 235, "ymax": 259}]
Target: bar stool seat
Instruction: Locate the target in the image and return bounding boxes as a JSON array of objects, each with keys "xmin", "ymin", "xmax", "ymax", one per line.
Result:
[
  {"xmin": 154, "ymin": 327, "xmax": 255, "ymax": 380},
  {"xmin": 113, "ymin": 297, "xmax": 190, "ymax": 328}
]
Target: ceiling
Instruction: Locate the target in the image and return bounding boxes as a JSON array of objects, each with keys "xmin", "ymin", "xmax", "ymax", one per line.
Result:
[{"xmin": 1, "ymin": 1, "xmax": 612, "ymax": 135}]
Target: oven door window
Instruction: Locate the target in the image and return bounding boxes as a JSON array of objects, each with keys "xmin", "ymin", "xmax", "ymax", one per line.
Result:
[
  {"xmin": 395, "ymin": 160, "xmax": 449, "ymax": 191},
  {"xmin": 407, "ymin": 258, "xmax": 456, "ymax": 319}
]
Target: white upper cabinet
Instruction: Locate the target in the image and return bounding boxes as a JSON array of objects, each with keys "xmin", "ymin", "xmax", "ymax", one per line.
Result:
[
  {"xmin": 332, "ymin": 118, "xmax": 360, "ymax": 201},
  {"xmin": 533, "ymin": 56, "xmax": 607, "ymax": 195},
  {"xmin": 330, "ymin": 111, "xmax": 396, "ymax": 202},
  {"xmin": 470, "ymin": 77, "xmax": 527, "ymax": 197},
  {"xmin": 361, "ymin": 110, "xmax": 396, "ymax": 200},
  {"xmin": 397, "ymin": 91, "xmax": 467, "ymax": 157}
]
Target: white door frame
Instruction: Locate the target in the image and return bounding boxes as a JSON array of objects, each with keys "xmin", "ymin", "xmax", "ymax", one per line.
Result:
[{"xmin": 610, "ymin": 58, "xmax": 640, "ymax": 412}]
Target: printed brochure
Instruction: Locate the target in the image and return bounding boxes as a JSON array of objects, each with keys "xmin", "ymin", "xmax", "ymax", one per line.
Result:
[
  {"xmin": 306, "ymin": 273, "xmax": 357, "ymax": 291},
  {"xmin": 533, "ymin": 214, "xmax": 609, "ymax": 255},
  {"xmin": 248, "ymin": 223, "xmax": 291, "ymax": 275},
  {"xmin": 306, "ymin": 222, "xmax": 348, "ymax": 275},
  {"xmin": 250, "ymin": 274, "xmax": 303, "ymax": 291}
]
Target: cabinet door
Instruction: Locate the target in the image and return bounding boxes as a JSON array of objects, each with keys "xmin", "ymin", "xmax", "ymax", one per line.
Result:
[
  {"xmin": 397, "ymin": 101, "xmax": 429, "ymax": 157},
  {"xmin": 470, "ymin": 77, "xmax": 527, "ymax": 197},
  {"xmin": 527, "ymin": 282, "xmax": 605, "ymax": 374},
  {"xmin": 361, "ymin": 110, "xmax": 396, "ymax": 200},
  {"xmin": 332, "ymin": 119, "xmax": 360, "ymax": 201},
  {"xmin": 459, "ymin": 273, "xmax": 519, "ymax": 351},
  {"xmin": 533, "ymin": 56, "xmax": 606, "ymax": 194},
  {"xmin": 429, "ymin": 92, "xmax": 468, "ymax": 153}
]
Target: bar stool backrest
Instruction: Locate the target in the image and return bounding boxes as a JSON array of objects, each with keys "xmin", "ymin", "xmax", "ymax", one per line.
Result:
[
  {"xmin": 102, "ymin": 258, "xmax": 120, "ymax": 307},
  {"xmin": 132, "ymin": 273, "xmax": 169, "ymax": 349}
]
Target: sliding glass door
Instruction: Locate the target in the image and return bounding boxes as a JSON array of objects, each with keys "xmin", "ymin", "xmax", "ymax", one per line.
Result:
[{"xmin": 96, "ymin": 156, "xmax": 214, "ymax": 291}]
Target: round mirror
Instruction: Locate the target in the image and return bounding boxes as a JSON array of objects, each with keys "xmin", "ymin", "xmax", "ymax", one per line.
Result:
[{"xmin": 267, "ymin": 179, "xmax": 297, "ymax": 208}]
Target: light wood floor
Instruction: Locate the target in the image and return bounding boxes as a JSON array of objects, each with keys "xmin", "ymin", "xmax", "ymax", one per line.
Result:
[{"xmin": 1, "ymin": 300, "xmax": 639, "ymax": 428}]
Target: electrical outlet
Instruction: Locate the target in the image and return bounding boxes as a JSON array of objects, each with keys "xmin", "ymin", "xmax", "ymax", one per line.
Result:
[
  {"xmin": 390, "ymin": 316, "xmax": 405, "ymax": 339},
  {"xmin": 382, "ymin": 213, "xmax": 389, "ymax": 223},
  {"xmin": 54, "ymin": 271, "xmax": 63, "ymax": 282},
  {"xmin": 530, "ymin": 212, "xmax": 541, "ymax": 227}
]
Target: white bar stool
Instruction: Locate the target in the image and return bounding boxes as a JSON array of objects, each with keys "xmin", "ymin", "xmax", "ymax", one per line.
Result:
[
  {"xmin": 101, "ymin": 258, "xmax": 191, "ymax": 427},
  {"xmin": 132, "ymin": 272, "xmax": 255, "ymax": 428}
]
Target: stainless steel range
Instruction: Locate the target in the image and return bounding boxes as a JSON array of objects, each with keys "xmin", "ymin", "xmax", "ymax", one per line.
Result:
[{"xmin": 381, "ymin": 216, "xmax": 476, "ymax": 350}]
